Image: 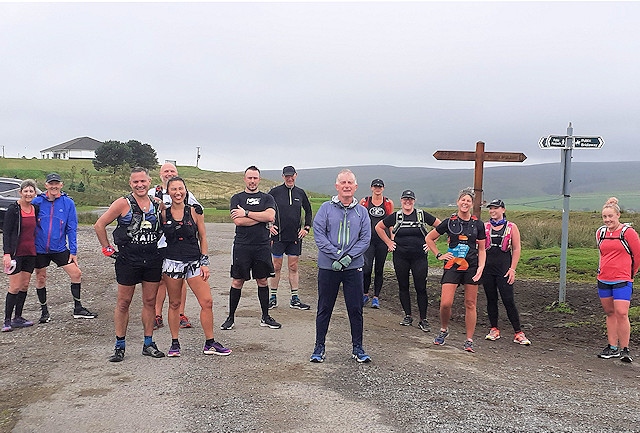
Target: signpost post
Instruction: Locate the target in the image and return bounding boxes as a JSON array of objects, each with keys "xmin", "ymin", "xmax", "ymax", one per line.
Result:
[
  {"xmin": 433, "ymin": 141, "xmax": 527, "ymax": 217},
  {"xmin": 539, "ymin": 123, "xmax": 604, "ymax": 303}
]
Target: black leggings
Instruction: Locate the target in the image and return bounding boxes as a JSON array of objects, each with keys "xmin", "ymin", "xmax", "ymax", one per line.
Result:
[
  {"xmin": 482, "ymin": 273, "xmax": 521, "ymax": 332},
  {"xmin": 363, "ymin": 239, "xmax": 388, "ymax": 297},
  {"xmin": 393, "ymin": 251, "xmax": 428, "ymax": 320}
]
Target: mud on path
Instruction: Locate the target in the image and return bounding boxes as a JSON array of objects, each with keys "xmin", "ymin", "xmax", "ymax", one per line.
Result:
[{"xmin": 1, "ymin": 223, "xmax": 640, "ymax": 433}]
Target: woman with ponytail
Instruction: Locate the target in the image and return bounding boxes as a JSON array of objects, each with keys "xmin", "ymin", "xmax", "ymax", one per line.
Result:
[{"xmin": 481, "ymin": 199, "xmax": 529, "ymax": 346}]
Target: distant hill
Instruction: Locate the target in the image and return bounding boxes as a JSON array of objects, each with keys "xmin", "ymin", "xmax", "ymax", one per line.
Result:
[{"xmin": 261, "ymin": 162, "xmax": 640, "ymax": 211}]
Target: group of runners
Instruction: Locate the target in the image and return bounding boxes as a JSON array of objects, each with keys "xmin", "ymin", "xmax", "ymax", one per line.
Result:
[{"xmin": 2, "ymin": 167, "xmax": 636, "ymax": 364}]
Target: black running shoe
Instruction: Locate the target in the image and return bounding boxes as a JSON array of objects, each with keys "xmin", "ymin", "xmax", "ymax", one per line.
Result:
[
  {"xmin": 220, "ymin": 316, "xmax": 235, "ymax": 330},
  {"xmin": 142, "ymin": 342, "xmax": 165, "ymax": 358},
  {"xmin": 260, "ymin": 315, "xmax": 282, "ymax": 329},
  {"xmin": 620, "ymin": 347, "xmax": 633, "ymax": 363},
  {"xmin": 598, "ymin": 344, "xmax": 620, "ymax": 359},
  {"xmin": 418, "ymin": 319, "xmax": 430, "ymax": 332},
  {"xmin": 109, "ymin": 348, "xmax": 125, "ymax": 362},
  {"xmin": 39, "ymin": 309, "xmax": 50, "ymax": 324},
  {"xmin": 400, "ymin": 315, "xmax": 413, "ymax": 326},
  {"xmin": 73, "ymin": 306, "xmax": 97, "ymax": 319}
]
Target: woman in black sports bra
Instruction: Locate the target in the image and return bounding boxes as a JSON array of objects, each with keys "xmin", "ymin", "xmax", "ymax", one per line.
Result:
[
  {"xmin": 162, "ymin": 177, "xmax": 231, "ymax": 357},
  {"xmin": 425, "ymin": 187, "xmax": 486, "ymax": 353}
]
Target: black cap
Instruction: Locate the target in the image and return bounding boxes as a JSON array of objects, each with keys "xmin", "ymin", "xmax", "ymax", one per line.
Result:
[
  {"xmin": 401, "ymin": 189, "xmax": 416, "ymax": 200},
  {"xmin": 282, "ymin": 166, "xmax": 296, "ymax": 176},
  {"xmin": 46, "ymin": 173, "xmax": 62, "ymax": 183},
  {"xmin": 487, "ymin": 199, "xmax": 505, "ymax": 208},
  {"xmin": 370, "ymin": 178, "xmax": 384, "ymax": 187}
]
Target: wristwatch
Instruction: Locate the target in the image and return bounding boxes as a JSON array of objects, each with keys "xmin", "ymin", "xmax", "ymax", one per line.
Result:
[
  {"xmin": 436, "ymin": 253, "xmax": 443, "ymax": 259},
  {"xmin": 244, "ymin": 209, "xmax": 249, "ymax": 217}
]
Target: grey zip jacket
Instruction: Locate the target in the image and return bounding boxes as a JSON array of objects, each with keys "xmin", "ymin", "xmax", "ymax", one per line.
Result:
[{"xmin": 313, "ymin": 196, "xmax": 371, "ymax": 271}]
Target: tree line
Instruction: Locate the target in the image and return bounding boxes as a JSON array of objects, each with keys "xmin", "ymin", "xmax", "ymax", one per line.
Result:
[{"xmin": 92, "ymin": 140, "xmax": 158, "ymax": 174}]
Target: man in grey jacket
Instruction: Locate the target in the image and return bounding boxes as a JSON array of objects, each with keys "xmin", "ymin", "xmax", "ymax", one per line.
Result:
[{"xmin": 310, "ymin": 169, "xmax": 371, "ymax": 363}]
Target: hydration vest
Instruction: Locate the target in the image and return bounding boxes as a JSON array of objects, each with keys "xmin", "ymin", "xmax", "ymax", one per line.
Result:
[
  {"xmin": 392, "ymin": 209, "xmax": 429, "ymax": 237},
  {"xmin": 112, "ymin": 194, "xmax": 162, "ymax": 247},
  {"xmin": 597, "ymin": 223, "xmax": 632, "ymax": 255},
  {"xmin": 485, "ymin": 221, "xmax": 514, "ymax": 252},
  {"xmin": 362, "ymin": 196, "xmax": 394, "ymax": 215},
  {"xmin": 598, "ymin": 223, "xmax": 634, "ymax": 276}
]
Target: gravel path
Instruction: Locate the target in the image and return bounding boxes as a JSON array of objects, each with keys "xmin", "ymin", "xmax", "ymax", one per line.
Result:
[{"xmin": 1, "ymin": 223, "xmax": 640, "ymax": 433}]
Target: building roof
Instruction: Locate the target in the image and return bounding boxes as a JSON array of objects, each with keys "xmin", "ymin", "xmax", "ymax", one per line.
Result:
[{"xmin": 41, "ymin": 137, "xmax": 103, "ymax": 152}]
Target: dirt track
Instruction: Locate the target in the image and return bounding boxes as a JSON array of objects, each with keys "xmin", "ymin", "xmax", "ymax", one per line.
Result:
[{"xmin": 1, "ymin": 223, "xmax": 640, "ymax": 433}]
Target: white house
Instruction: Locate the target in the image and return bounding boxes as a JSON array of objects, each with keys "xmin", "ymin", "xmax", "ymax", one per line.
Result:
[{"xmin": 40, "ymin": 137, "xmax": 103, "ymax": 160}]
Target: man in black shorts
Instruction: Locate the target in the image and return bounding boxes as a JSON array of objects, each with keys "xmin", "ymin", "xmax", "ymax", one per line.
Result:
[
  {"xmin": 220, "ymin": 166, "xmax": 281, "ymax": 330},
  {"xmin": 267, "ymin": 165, "xmax": 313, "ymax": 310},
  {"xmin": 94, "ymin": 167, "xmax": 165, "ymax": 362},
  {"xmin": 32, "ymin": 173, "xmax": 96, "ymax": 322}
]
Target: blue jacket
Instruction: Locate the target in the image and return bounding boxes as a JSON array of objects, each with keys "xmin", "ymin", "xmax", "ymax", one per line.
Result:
[
  {"xmin": 313, "ymin": 196, "xmax": 371, "ymax": 271},
  {"xmin": 32, "ymin": 192, "xmax": 78, "ymax": 255}
]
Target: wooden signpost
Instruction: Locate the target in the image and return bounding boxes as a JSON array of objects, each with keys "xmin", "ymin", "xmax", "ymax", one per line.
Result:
[{"xmin": 433, "ymin": 141, "xmax": 527, "ymax": 217}]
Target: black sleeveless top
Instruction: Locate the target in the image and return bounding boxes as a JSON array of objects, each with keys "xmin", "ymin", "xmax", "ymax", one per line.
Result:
[{"xmin": 162, "ymin": 205, "xmax": 201, "ymax": 261}]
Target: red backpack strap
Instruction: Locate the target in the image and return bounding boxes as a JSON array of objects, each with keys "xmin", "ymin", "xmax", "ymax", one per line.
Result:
[{"xmin": 383, "ymin": 197, "xmax": 394, "ymax": 215}]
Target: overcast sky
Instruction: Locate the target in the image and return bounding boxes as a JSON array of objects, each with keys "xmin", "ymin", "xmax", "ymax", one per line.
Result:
[{"xmin": 1, "ymin": 2, "xmax": 638, "ymax": 172}]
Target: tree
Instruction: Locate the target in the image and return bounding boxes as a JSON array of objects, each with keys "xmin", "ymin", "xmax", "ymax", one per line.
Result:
[
  {"xmin": 126, "ymin": 140, "xmax": 158, "ymax": 170},
  {"xmin": 93, "ymin": 139, "xmax": 159, "ymax": 173},
  {"xmin": 93, "ymin": 141, "xmax": 133, "ymax": 174}
]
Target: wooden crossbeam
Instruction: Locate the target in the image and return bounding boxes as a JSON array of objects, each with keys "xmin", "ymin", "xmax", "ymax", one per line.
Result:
[{"xmin": 433, "ymin": 141, "xmax": 527, "ymax": 217}]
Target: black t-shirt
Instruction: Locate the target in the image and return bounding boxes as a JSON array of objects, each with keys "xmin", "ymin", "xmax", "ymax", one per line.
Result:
[
  {"xmin": 382, "ymin": 210, "xmax": 437, "ymax": 255},
  {"xmin": 230, "ymin": 191, "xmax": 276, "ymax": 245},
  {"xmin": 435, "ymin": 215, "xmax": 486, "ymax": 268}
]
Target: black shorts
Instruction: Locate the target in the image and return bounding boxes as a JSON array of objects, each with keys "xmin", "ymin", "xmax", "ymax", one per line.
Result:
[
  {"xmin": 115, "ymin": 256, "xmax": 163, "ymax": 286},
  {"xmin": 440, "ymin": 267, "xmax": 478, "ymax": 286},
  {"xmin": 36, "ymin": 251, "xmax": 71, "ymax": 269},
  {"xmin": 231, "ymin": 243, "xmax": 275, "ymax": 281},
  {"xmin": 10, "ymin": 256, "xmax": 36, "ymax": 275},
  {"xmin": 271, "ymin": 240, "xmax": 302, "ymax": 257}
]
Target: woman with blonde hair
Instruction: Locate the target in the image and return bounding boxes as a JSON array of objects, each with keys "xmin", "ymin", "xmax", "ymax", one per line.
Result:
[
  {"xmin": 425, "ymin": 187, "xmax": 486, "ymax": 353},
  {"xmin": 596, "ymin": 197, "xmax": 640, "ymax": 363}
]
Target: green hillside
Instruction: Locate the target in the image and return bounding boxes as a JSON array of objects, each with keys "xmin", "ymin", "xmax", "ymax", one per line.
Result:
[{"xmin": 0, "ymin": 158, "xmax": 277, "ymax": 207}]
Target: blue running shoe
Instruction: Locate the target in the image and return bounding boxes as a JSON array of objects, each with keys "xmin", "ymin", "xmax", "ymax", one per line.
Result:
[
  {"xmin": 433, "ymin": 329, "xmax": 449, "ymax": 345},
  {"xmin": 352, "ymin": 346, "xmax": 371, "ymax": 363},
  {"xmin": 310, "ymin": 344, "xmax": 325, "ymax": 363},
  {"xmin": 362, "ymin": 294, "xmax": 370, "ymax": 306},
  {"xmin": 371, "ymin": 297, "xmax": 380, "ymax": 309}
]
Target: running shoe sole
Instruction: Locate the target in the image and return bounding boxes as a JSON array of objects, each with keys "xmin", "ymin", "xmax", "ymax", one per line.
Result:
[
  {"xmin": 73, "ymin": 311, "xmax": 97, "ymax": 319},
  {"xmin": 290, "ymin": 303, "xmax": 311, "ymax": 310},
  {"xmin": 310, "ymin": 355, "xmax": 325, "ymax": 363},
  {"xmin": 167, "ymin": 351, "xmax": 181, "ymax": 357}
]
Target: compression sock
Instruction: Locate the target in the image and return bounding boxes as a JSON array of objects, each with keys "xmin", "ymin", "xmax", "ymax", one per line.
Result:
[
  {"xmin": 258, "ymin": 286, "xmax": 269, "ymax": 318},
  {"xmin": 70, "ymin": 283, "xmax": 82, "ymax": 309},
  {"xmin": 36, "ymin": 287, "xmax": 47, "ymax": 311},
  {"xmin": 14, "ymin": 291, "xmax": 28, "ymax": 317},
  {"xmin": 115, "ymin": 336, "xmax": 126, "ymax": 349},
  {"xmin": 229, "ymin": 287, "xmax": 241, "ymax": 317},
  {"xmin": 5, "ymin": 293, "xmax": 17, "ymax": 322},
  {"xmin": 144, "ymin": 335, "xmax": 153, "ymax": 346}
]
